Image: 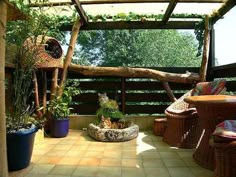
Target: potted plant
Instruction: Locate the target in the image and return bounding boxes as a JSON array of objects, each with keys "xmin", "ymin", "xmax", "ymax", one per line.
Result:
[
  {"xmin": 5, "ymin": 40, "xmax": 45, "ymax": 171},
  {"xmin": 5, "ymin": 2, "xmax": 64, "ymax": 171},
  {"xmin": 48, "ymin": 80, "xmax": 80, "ymax": 138}
]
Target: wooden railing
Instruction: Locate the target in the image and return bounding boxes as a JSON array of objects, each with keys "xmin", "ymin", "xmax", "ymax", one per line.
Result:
[{"xmin": 68, "ymin": 67, "xmax": 199, "ymax": 115}]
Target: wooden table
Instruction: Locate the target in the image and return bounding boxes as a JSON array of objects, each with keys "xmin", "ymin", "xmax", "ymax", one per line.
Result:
[{"xmin": 184, "ymin": 95, "xmax": 236, "ymax": 170}]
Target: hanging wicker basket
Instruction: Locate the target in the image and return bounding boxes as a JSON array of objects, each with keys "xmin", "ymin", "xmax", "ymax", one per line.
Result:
[{"xmin": 23, "ymin": 35, "xmax": 63, "ymax": 68}]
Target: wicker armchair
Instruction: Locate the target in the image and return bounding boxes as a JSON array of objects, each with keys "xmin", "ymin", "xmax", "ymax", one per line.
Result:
[
  {"xmin": 163, "ymin": 79, "xmax": 226, "ymax": 148},
  {"xmin": 163, "ymin": 90, "xmax": 201, "ymax": 148},
  {"xmin": 212, "ymin": 120, "xmax": 236, "ymax": 177}
]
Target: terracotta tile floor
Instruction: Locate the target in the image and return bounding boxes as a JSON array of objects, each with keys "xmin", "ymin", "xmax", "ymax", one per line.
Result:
[{"xmin": 9, "ymin": 130, "xmax": 214, "ymax": 177}]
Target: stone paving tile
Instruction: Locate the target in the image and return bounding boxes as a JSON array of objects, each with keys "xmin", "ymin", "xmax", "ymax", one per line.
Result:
[
  {"xmin": 144, "ymin": 167, "xmax": 171, "ymax": 177},
  {"xmin": 122, "ymin": 167, "xmax": 146, "ymax": 177},
  {"xmin": 167, "ymin": 167, "xmax": 195, "ymax": 177},
  {"xmin": 49, "ymin": 165, "xmax": 77, "ymax": 176},
  {"xmin": 8, "ymin": 130, "xmax": 216, "ymax": 177}
]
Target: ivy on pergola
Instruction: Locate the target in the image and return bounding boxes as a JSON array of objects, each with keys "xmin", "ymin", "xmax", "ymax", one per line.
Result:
[{"xmin": 51, "ymin": 0, "xmax": 232, "ymax": 86}]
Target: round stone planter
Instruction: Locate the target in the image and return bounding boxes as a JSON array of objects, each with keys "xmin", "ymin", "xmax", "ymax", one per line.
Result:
[{"xmin": 88, "ymin": 123, "xmax": 139, "ymax": 142}]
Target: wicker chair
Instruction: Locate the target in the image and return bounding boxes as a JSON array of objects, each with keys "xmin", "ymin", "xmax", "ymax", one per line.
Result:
[
  {"xmin": 163, "ymin": 90, "xmax": 201, "ymax": 148},
  {"xmin": 163, "ymin": 79, "xmax": 226, "ymax": 148},
  {"xmin": 212, "ymin": 120, "xmax": 236, "ymax": 177}
]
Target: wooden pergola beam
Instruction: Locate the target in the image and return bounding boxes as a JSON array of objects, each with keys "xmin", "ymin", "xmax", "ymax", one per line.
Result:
[
  {"xmin": 6, "ymin": 0, "xmax": 27, "ymax": 21},
  {"xmin": 210, "ymin": 0, "xmax": 236, "ymax": 24},
  {"xmin": 80, "ymin": 0, "xmax": 224, "ymax": 4},
  {"xmin": 72, "ymin": 0, "xmax": 88, "ymax": 24},
  {"xmin": 29, "ymin": 0, "xmax": 224, "ymax": 7},
  {"xmin": 162, "ymin": 0, "xmax": 177, "ymax": 24},
  {"xmin": 61, "ymin": 20, "xmax": 200, "ymax": 30}
]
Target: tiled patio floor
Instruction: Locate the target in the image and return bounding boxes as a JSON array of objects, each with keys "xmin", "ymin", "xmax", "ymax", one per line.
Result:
[{"xmin": 9, "ymin": 130, "xmax": 214, "ymax": 177}]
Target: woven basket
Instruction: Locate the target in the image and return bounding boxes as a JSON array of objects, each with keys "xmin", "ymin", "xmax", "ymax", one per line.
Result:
[
  {"xmin": 23, "ymin": 35, "xmax": 63, "ymax": 68},
  {"xmin": 163, "ymin": 90, "xmax": 202, "ymax": 148}
]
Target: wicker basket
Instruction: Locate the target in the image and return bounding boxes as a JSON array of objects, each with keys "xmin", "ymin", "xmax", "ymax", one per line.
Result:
[
  {"xmin": 213, "ymin": 140, "xmax": 236, "ymax": 177},
  {"xmin": 154, "ymin": 118, "xmax": 167, "ymax": 136},
  {"xmin": 163, "ymin": 90, "xmax": 202, "ymax": 148},
  {"xmin": 23, "ymin": 35, "xmax": 63, "ymax": 68}
]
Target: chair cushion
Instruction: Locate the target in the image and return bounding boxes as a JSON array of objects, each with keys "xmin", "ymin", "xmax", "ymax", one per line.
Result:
[
  {"xmin": 191, "ymin": 79, "xmax": 226, "ymax": 96},
  {"xmin": 213, "ymin": 120, "xmax": 236, "ymax": 141}
]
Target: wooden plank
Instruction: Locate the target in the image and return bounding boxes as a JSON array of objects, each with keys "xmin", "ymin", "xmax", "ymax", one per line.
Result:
[
  {"xmin": 125, "ymin": 105, "xmax": 168, "ymax": 114},
  {"xmin": 226, "ymin": 81, "xmax": 236, "ymax": 92},
  {"xmin": 126, "ymin": 93, "xmax": 184, "ymax": 102},
  {"xmin": 71, "ymin": 104, "xmax": 99, "ymax": 114},
  {"xmin": 72, "ymin": 0, "xmax": 88, "ymax": 24},
  {"xmin": 211, "ymin": 63, "xmax": 236, "ymax": 78},
  {"xmin": 71, "ymin": 104, "xmax": 168, "ymax": 114},
  {"xmin": 61, "ymin": 20, "xmax": 199, "ymax": 30},
  {"xmin": 210, "ymin": 0, "xmax": 236, "ymax": 24},
  {"xmin": 162, "ymin": 0, "xmax": 177, "ymax": 24},
  {"xmin": 74, "ymin": 92, "xmax": 120, "ymax": 102},
  {"xmin": 126, "ymin": 81, "xmax": 192, "ymax": 90},
  {"xmin": 79, "ymin": 81, "xmax": 121, "ymax": 90}
]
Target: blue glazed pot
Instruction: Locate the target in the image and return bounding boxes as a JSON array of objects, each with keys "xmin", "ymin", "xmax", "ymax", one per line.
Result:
[
  {"xmin": 7, "ymin": 126, "xmax": 38, "ymax": 171},
  {"xmin": 51, "ymin": 118, "xmax": 69, "ymax": 138}
]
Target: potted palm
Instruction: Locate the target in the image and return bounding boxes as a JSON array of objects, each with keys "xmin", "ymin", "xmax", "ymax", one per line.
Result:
[
  {"xmin": 5, "ymin": 39, "xmax": 44, "ymax": 171},
  {"xmin": 5, "ymin": 2, "xmax": 63, "ymax": 170},
  {"xmin": 48, "ymin": 80, "xmax": 80, "ymax": 138}
]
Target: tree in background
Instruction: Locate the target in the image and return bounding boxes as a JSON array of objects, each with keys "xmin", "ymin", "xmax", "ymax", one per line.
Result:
[{"xmin": 74, "ymin": 29, "xmax": 201, "ymax": 67}]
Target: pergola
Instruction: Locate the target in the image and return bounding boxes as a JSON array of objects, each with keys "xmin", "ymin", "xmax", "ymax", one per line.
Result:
[{"xmin": 0, "ymin": 0, "xmax": 236, "ymax": 176}]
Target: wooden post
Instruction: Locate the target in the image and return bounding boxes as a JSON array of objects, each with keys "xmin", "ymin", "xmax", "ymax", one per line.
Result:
[
  {"xmin": 121, "ymin": 78, "xmax": 126, "ymax": 113},
  {"xmin": 0, "ymin": 0, "xmax": 9, "ymax": 176},
  {"xmin": 199, "ymin": 16, "xmax": 210, "ymax": 81},
  {"xmin": 42, "ymin": 71, "xmax": 47, "ymax": 114},
  {"xmin": 162, "ymin": 81, "xmax": 176, "ymax": 102},
  {"xmin": 33, "ymin": 71, "xmax": 42, "ymax": 118},
  {"xmin": 50, "ymin": 68, "xmax": 59, "ymax": 100},
  {"xmin": 58, "ymin": 17, "xmax": 82, "ymax": 96}
]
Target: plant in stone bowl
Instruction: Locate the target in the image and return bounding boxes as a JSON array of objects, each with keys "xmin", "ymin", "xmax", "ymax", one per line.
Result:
[{"xmin": 96, "ymin": 93, "xmax": 125, "ymax": 122}]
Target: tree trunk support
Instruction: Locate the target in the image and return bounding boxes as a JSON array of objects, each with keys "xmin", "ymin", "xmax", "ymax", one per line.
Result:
[
  {"xmin": 162, "ymin": 81, "xmax": 176, "ymax": 102},
  {"xmin": 0, "ymin": 1, "xmax": 8, "ymax": 175},
  {"xmin": 42, "ymin": 71, "xmax": 47, "ymax": 114},
  {"xmin": 199, "ymin": 16, "xmax": 210, "ymax": 81},
  {"xmin": 58, "ymin": 17, "xmax": 82, "ymax": 96},
  {"xmin": 33, "ymin": 71, "xmax": 42, "ymax": 118},
  {"xmin": 121, "ymin": 78, "xmax": 126, "ymax": 113},
  {"xmin": 69, "ymin": 64, "xmax": 200, "ymax": 84},
  {"xmin": 50, "ymin": 68, "xmax": 59, "ymax": 100}
]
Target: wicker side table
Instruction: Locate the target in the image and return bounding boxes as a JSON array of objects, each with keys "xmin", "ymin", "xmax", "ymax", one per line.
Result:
[{"xmin": 153, "ymin": 118, "xmax": 167, "ymax": 136}]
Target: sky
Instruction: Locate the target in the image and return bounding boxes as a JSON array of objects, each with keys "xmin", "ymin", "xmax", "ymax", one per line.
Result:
[{"xmin": 214, "ymin": 7, "xmax": 236, "ymax": 66}]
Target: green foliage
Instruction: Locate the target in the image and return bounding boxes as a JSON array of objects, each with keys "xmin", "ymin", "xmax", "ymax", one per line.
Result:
[
  {"xmin": 49, "ymin": 80, "xmax": 80, "ymax": 119},
  {"xmin": 87, "ymin": 12, "xmax": 204, "ymax": 22},
  {"xmin": 96, "ymin": 108, "xmax": 125, "ymax": 122},
  {"xmin": 6, "ymin": 0, "xmax": 68, "ymax": 131},
  {"xmin": 194, "ymin": 19, "xmax": 205, "ymax": 57},
  {"xmin": 75, "ymin": 30, "xmax": 201, "ymax": 67},
  {"xmin": 96, "ymin": 93, "xmax": 124, "ymax": 122}
]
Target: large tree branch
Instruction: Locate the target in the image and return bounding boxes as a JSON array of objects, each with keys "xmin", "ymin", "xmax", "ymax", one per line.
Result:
[
  {"xmin": 69, "ymin": 64, "xmax": 200, "ymax": 83},
  {"xmin": 58, "ymin": 17, "xmax": 82, "ymax": 96}
]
